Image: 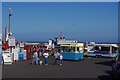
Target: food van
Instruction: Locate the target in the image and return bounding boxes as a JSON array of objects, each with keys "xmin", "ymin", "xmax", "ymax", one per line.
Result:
[{"xmin": 56, "ymin": 40, "xmax": 84, "ymax": 60}]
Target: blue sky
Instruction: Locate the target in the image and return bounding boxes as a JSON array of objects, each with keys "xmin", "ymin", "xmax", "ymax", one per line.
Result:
[
  {"xmin": 0, "ymin": 2, "xmax": 2, "ymax": 33},
  {"xmin": 2, "ymin": 2, "xmax": 118, "ymax": 43}
]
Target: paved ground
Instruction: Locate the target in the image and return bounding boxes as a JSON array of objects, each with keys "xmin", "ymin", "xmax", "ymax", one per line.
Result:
[
  {"xmin": 2, "ymin": 56, "xmax": 114, "ymax": 79},
  {"xmin": 0, "ymin": 65, "xmax": 2, "ymax": 80}
]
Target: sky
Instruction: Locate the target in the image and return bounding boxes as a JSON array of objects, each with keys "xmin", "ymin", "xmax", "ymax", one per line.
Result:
[
  {"xmin": 2, "ymin": 2, "xmax": 118, "ymax": 43},
  {"xmin": 1, "ymin": 0, "xmax": 120, "ymax": 2},
  {"xmin": 0, "ymin": 2, "xmax": 2, "ymax": 33}
]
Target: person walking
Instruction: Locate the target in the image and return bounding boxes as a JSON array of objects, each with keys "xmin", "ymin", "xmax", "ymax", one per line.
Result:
[
  {"xmin": 54, "ymin": 51, "xmax": 60, "ymax": 65},
  {"xmin": 33, "ymin": 51, "xmax": 38, "ymax": 65},
  {"xmin": 43, "ymin": 51, "xmax": 49, "ymax": 65},
  {"xmin": 37, "ymin": 47, "xmax": 43, "ymax": 65},
  {"xmin": 59, "ymin": 54, "xmax": 63, "ymax": 65},
  {"xmin": 38, "ymin": 47, "xmax": 43, "ymax": 57},
  {"xmin": 53, "ymin": 51, "xmax": 59, "ymax": 65},
  {"xmin": 31, "ymin": 47, "xmax": 36, "ymax": 64}
]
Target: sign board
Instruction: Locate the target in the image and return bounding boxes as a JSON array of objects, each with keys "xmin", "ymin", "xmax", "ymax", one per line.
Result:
[
  {"xmin": 58, "ymin": 40, "xmax": 78, "ymax": 44},
  {"xmin": 2, "ymin": 51, "xmax": 12, "ymax": 65},
  {"xmin": 20, "ymin": 42, "xmax": 24, "ymax": 47},
  {"xmin": 8, "ymin": 36, "xmax": 16, "ymax": 46},
  {"xmin": 14, "ymin": 48, "xmax": 19, "ymax": 61}
]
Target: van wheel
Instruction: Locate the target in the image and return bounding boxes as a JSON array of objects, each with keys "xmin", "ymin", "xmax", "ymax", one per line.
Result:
[
  {"xmin": 96, "ymin": 56, "xmax": 98, "ymax": 58},
  {"xmin": 96, "ymin": 55, "xmax": 101, "ymax": 58}
]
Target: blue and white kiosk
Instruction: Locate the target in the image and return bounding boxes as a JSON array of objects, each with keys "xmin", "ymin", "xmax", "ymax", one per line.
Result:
[{"xmin": 57, "ymin": 40, "xmax": 84, "ymax": 60}]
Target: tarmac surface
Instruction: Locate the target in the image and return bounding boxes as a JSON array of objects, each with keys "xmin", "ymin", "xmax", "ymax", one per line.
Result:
[{"xmin": 2, "ymin": 56, "xmax": 114, "ymax": 79}]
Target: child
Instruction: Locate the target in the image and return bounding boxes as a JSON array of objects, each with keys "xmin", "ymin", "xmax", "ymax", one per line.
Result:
[
  {"xmin": 37, "ymin": 57, "xmax": 42, "ymax": 65},
  {"xmin": 59, "ymin": 54, "xmax": 63, "ymax": 65}
]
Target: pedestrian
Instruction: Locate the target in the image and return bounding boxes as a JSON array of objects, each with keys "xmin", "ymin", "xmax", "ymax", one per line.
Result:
[
  {"xmin": 33, "ymin": 51, "xmax": 38, "ymax": 65},
  {"xmin": 53, "ymin": 51, "xmax": 59, "ymax": 65},
  {"xmin": 37, "ymin": 47, "xmax": 43, "ymax": 65},
  {"xmin": 38, "ymin": 47, "xmax": 43, "ymax": 57},
  {"xmin": 31, "ymin": 47, "xmax": 36, "ymax": 64},
  {"xmin": 59, "ymin": 54, "xmax": 63, "ymax": 65},
  {"xmin": 37, "ymin": 56, "xmax": 42, "ymax": 65},
  {"xmin": 43, "ymin": 50, "xmax": 49, "ymax": 65}
]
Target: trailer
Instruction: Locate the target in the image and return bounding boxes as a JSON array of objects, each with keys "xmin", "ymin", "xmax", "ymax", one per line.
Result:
[{"xmin": 87, "ymin": 43, "xmax": 118, "ymax": 58}]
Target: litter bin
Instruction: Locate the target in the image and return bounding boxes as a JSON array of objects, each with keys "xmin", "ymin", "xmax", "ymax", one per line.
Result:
[{"xmin": 19, "ymin": 53, "xmax": 24, "ymax": 61}]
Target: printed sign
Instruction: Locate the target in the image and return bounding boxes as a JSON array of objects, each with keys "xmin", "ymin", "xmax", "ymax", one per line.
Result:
[
  {"xmin": 3, "ymin": 51, "xmax": 12, "ymax": 65},
  {"xmin": 14, "ymin": 48, "xmax": 19, "ymax": 61},
  {"xmin": 20, "ymin": 42, "xmax": 24, "ymax": 47},
  {"xmin": 8, "ymin": 36, "xmax": 15, "ymax": 46}
]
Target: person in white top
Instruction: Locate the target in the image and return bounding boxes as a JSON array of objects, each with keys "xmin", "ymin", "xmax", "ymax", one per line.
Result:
[
  {"xmin": 43, "ymin": 51, "xmax": 49, "ymax": 65},
  {"xmin": 53, "ymin": 52, "xmax": 60, "ymax": 65},
  {"xmin": 33, "ymin": 52, "xmax": 38, "ymax": 65}
]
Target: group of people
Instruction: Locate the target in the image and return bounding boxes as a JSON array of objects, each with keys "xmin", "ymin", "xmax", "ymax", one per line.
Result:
[{"xmin": 31, "ymin": 47, "xmax": 63, "ymax": 65}]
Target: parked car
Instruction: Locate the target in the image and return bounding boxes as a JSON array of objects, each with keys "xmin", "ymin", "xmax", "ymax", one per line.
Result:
[{"xmin": 112, "ymin": 54, "xmax": 120, "ymax": 80}]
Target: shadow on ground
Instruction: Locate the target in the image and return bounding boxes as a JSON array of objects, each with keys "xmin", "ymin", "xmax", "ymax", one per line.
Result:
[
  {"xmin": 95, "ymin": 60, "xmax": 113, "ymax": 67},
  {"xmin": 98, "ymin": 70, "xmax": 113, "ymax": 80},
  {"xmin": 95, "ymin": 60, "xmax": 114, "ymax": 80}
]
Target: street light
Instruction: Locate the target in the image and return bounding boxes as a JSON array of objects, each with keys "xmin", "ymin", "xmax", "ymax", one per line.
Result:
[{"xmin": 8, "ymin": 8, "xmax": 12, "ymax": 36}]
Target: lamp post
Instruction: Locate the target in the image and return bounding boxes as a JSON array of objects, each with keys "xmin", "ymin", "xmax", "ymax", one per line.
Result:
[{"xmin": 8, "ymin": 8, "xmax": 12, "ymax": 36}]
